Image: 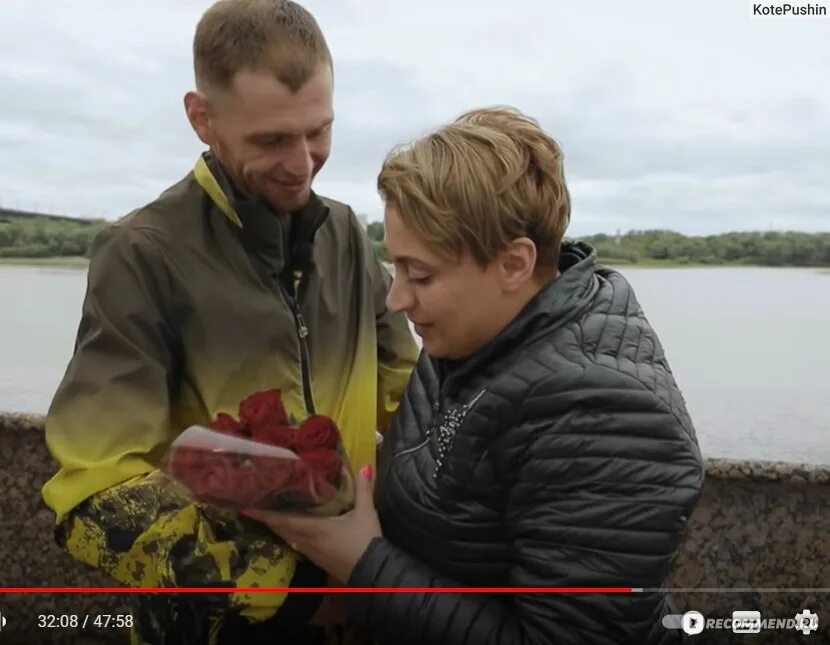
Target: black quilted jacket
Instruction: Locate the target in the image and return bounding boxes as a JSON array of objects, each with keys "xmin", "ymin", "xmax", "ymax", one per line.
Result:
[{"xmin": 347, "ymin": 242, "xmax": 704, "ymax": 644}]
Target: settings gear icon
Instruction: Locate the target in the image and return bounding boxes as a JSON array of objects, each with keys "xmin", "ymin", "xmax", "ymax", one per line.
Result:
[{"xmin": 794, "ymin": 609, "xmax": 819, "ymax": 635}]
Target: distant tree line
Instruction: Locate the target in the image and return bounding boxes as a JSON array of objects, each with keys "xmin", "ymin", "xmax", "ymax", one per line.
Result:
[
  {"xmin": 2, "ymin": 212, "xmax": 827, "ymax": 268},
  {"xmin": 582, "ymin": 230, "xmax": 829, "ymax": 267},
  {"xmin": 0, "ymin": 212, "xmax": 109, "ymax": 258},
  {"xmin": 367, "ymin": 223, "xmax": 829, "ymax": 267}
]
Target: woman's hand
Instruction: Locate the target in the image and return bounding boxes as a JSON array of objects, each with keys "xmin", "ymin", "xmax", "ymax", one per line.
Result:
[{"xmin": 243, "ymin": 465, "xmax": 381, "ymax": 583}]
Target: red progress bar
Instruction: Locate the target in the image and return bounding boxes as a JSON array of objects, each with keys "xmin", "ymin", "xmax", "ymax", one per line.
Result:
[{"xmin": 0, "ymin": 587, "xmax": 633, "ymax": 594}]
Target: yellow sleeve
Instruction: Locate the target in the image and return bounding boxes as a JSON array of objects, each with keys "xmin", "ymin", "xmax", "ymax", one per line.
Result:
[{"xmin": 361, "ymin": 225, "xmax": 419, "ymax": 431}]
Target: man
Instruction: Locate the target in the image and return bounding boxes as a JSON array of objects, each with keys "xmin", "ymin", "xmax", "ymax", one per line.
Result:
[{"xmin": 41, "ymin": 0, "xmax": 419, "ymax": 642}]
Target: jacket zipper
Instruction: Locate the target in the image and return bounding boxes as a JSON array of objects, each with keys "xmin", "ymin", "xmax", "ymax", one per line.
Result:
[
  {"xmin": 275, "ymin": 206, "xmax": 328, "ymax": 417},
  {"xmin": 277, "ymin": 277, "xmax": 316, "ymax": 415},
  {"xmin": 392, "ymin": 390, "xmax": 485, "ymax": 461},
  {"xmin": 393, "ymin": 437, "xmax": 430, "ymax": 459},
  {"xmin": 392, "ymin": 401, "xmax": 439, "ymax": 460}
]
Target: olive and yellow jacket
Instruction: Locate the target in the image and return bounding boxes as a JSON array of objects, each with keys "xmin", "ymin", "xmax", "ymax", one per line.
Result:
[{"xmin": 41, "ymin": 151, "xmax": 418, "ymax": 642}]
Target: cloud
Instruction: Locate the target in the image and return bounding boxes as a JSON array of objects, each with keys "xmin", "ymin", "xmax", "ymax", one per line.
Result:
[{"xmin": 0, "ymin": 0, "xmax": 828, "ymax": 234}]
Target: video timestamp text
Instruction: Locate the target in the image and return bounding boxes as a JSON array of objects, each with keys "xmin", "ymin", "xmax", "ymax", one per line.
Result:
[{"xmin": 37, "ymin": 614, "xmax": 134, "ymax": 629}]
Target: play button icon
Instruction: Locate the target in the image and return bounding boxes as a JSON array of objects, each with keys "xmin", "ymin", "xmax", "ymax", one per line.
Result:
[{"xmin": 681, "ymin": 611, "xmax": 705, "ymax": 635}]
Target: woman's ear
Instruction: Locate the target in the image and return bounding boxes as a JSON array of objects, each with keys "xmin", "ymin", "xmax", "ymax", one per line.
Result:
[{"xmin": 500, "ymin": 237, "xmax": 537, "ymax": 291}]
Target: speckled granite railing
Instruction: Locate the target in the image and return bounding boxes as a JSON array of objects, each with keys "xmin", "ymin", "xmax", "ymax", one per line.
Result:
[{"xmin": 2, "ymin": 411, "xmax": 828, "ymax": 644}]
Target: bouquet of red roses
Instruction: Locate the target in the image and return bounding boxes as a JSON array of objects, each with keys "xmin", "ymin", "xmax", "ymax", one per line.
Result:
[{"xmin": 162, "ymin": 389, "xmax": 354, "ymax": 516}]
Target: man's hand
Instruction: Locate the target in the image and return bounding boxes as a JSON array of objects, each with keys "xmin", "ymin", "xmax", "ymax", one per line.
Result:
[{"xmin": 243, "ymin": 465, "xmax": 380, "ymax": 583}]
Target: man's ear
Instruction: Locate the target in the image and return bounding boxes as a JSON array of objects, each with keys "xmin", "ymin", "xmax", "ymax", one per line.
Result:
[
  {"xmin": 184, "ymin": 90, "xmax": 213, "ymax": 146},
  {"xmin": 500, "ymin": 237, "xmax": 537, "ymax": 291}
]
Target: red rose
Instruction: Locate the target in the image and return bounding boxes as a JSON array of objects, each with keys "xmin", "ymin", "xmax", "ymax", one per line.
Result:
[
  {"xmin": 296, "ymin": 415, "xmax": 339, "ymax": 452},
  {"xmin": 250, "ymin": 423, "xmax": 297, "ymax": 450},
  {"xmin": 169, "ymin": 447, "xmax": 208, "ymax": 481},
  {"xmin": 226, "ymin": 464, "xmax": 264, "ymax": 507},
  {"xmin": 252, "ymin": 456, "xmax": 300, "ymax": 490},
  {"xmin": 254, "ymin": 456, "xmax": 316, "ymax": 506},
  {"xmin": 300, "ymin": 449, "xmax": 343, "ymax": 487},
  {"xmin": 209, "ymin": 413, "xmax": 248, "ymax": 438},
  {"xmin": 290, "ymin": 460, "xmax": 323, "ymax": 502},
  {"xmin": 187, "ymin": 453, "xmax": 237, "ymax": 500},
  {"xmin": 239, "ymin": 389, "xmax": 289, "ymax": 429}
]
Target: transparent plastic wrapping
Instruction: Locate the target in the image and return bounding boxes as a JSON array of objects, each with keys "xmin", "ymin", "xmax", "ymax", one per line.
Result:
[{"xmin": 161, "ymin": 389, "xmax": 354, "ymax": 516}]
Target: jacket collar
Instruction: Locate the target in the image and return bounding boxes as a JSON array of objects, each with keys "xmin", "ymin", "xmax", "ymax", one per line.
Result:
[
  {"xmin": 432, "ymin": 240, "xmax": 600, "ymax": 396},
  {"xmin": 198, "ymin": 150, "xmax": 329, "ymax": 275}
]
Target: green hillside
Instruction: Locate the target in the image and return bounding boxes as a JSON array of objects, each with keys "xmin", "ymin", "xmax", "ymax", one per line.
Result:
[
  {"xmin": 1, "ymin": 209, "xmax": 827, "ymax": 268},
  {"xmin": 367, "ymin": 222, "xmax": 829, "ymax": 267},
  {"xmin": 0, "ymin": 208, "xmax": 109, "ymax": 259}
]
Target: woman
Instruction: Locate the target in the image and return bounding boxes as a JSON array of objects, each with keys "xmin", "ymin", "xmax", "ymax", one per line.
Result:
[{"xmin": 245, "ymin": 107, "xmax": 704, "ymax": 644}]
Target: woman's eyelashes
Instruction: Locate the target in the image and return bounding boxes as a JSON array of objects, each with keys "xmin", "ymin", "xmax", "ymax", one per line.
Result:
[{"xmin": 408, "ymin": 273, "xmax": 432, "ymax": 285}]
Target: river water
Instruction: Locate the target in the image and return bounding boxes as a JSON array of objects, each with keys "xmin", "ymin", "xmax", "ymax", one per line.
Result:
[{"xmin": 1, "ymin": 264, "xmax": 828, "ymax": 464}]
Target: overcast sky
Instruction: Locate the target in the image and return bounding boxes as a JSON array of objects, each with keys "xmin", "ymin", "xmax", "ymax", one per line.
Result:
[{"xmin": 1, "ymin": 0, "xmax": 829, "ymax": 235}]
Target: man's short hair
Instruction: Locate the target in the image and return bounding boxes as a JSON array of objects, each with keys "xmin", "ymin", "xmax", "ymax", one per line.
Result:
[
  {"xmin": 378, "ymin": 107, "xmax": 571, "ymax": 269},
  {"xmin": 194, "ymin": 0, "xmax": 332, "ymax": 93}
]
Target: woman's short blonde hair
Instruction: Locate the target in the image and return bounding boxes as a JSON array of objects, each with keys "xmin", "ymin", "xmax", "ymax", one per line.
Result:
[{"xmin": 378, "ymin": 107, "xmax": 571, "ymax": 268}]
